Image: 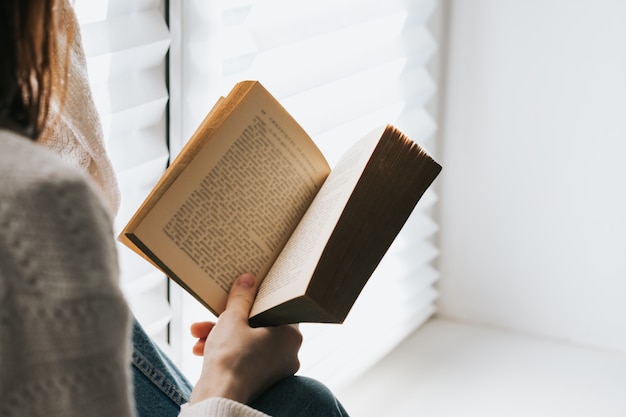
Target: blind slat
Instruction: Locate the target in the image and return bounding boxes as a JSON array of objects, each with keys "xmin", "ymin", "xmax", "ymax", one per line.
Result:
[
  {"xmin": 82, "ymin": 11, "xmax": 170, "ymax": 83},
  {"xmin": 108, "ymin": 125, "xmax": 169, "ymax": 173},
  {"xmin": 224, "ymin": 11, "xmax": 407, "ymax": 62},
  {"xmin": 245, "ymin": 0, "xmax": 429, "ymax": 46},
  {"xmin": 278, "ymin": 65, "xmax": 434, "ymax": 136},
  {"xmin": 74, "ymin": 0, "xmax": 163, "ymax": 22},
  {"xmin": 91, "ymin": 69, "xmax": 168, "ymax": 139}
]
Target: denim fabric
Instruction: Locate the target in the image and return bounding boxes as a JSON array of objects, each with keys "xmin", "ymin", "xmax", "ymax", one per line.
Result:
[
  {"xmin": 251, "ymin": 376, "xmax": 350, "ymax": 417},
  {"xmin": 131, "ymin": 319, "xmax": 193, "ymax": 417},
  {"xmin": 131, "ymin": 318, "xmax": 349, "ymax": 417}
]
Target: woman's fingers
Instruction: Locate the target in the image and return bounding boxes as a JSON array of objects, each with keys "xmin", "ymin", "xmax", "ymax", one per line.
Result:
[
  {"xmin": 190, "ymin": 321, "xmax": 216, "ymax": 338},
  {"xmin": 192, "ymin": 339, "xmax": 206, "ymax": 356},
  {"xmin": 190, "ymin": 321, "xmax": 216, "ymax": 356}
]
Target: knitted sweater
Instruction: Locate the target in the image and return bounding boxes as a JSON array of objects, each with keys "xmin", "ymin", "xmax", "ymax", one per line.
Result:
[
  {"xmin": 0, "ymin": 130, "xmax": 269, "ymax": 417},
  {"xmin": 0, "ymin": 130, "xmax": 133, "ymax": 417}
]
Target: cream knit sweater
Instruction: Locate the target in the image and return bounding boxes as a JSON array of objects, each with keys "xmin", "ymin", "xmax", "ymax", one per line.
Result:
[
  {"xmin": 0, "ymin": 130, "xmax": 268, "ymax": 417},
  {"xmin": 0, "ymin": 1, "xmax": 268, "ymax": 416},
  {"xmin": 0, "ymin": 129, "xmax": 134, "ymax": 417}
]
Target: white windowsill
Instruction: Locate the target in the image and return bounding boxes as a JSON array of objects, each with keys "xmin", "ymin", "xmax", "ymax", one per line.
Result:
[{"xmin": 337, "ymin": 317, "xmax": 626, "ymax": 417}]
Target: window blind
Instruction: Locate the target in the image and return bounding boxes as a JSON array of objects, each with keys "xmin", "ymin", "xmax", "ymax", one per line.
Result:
[
  {"xmin": 169, "ymin": 0, "xmax": 440, "ymax": 389},
  {"xmin": 74, "ymin": 0, "xmax": 173, "ymax": 344}
]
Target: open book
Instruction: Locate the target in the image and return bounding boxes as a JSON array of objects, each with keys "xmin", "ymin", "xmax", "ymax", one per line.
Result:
[{"xmin": 120, "ymin": 80, "xmax": 441, "ymax": 327}]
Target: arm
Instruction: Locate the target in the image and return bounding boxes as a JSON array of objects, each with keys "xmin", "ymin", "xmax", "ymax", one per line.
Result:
[
  {"xmin": 179, "ymin": 273, "xmax": 302, "ymax": 417},
  {"xmin": 0, "ymin": 134, "xmax": 133, "ymax": 417}
]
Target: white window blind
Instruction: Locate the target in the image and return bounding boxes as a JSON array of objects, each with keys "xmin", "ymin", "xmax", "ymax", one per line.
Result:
[
  {"xmin": 75, "ymin": 0, "xmax": 173, "ymax": 343},
  {"xmin": 169, "ymin": 0, "xmax": 440, "ymax": 390}
]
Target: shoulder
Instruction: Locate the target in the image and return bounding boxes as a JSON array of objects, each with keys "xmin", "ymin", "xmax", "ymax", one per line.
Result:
[
  {"xmin": 0, "ymin": 129, "xmax": 133, "ymax": 417},
  {"xmin": 1, "ymin": 129, "xmax": 93, "ymax": 191},
  {"xmin": 0, "ymin": 129, "xmax": 119, "ymax": 290},
  {"xmin": 0, "ymin": 129, "xmax": 111, "ymax": 222}
]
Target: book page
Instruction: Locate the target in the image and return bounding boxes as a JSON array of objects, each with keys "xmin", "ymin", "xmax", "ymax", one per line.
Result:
[
  {"xmin": 250, "ymin": 125, "xmax": 386, "ymax": 315},
  {"xmin": 132, "ymin": 83, "xmax": 330, "ymax": 314}
]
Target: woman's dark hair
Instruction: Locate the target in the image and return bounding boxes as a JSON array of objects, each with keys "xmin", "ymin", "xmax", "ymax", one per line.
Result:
[{"xmin": 0, "ymin": 0, "xmax": 60, "ymax": 139}]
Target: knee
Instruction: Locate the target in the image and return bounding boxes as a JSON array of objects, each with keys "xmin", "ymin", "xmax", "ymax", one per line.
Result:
[
  {"xmin": 251, "ymin": 376, "xmax": 349, "ymax": 416},
  {"xmin": 284, "ymin": 376, "xmax": 337, "ymax": 402}
]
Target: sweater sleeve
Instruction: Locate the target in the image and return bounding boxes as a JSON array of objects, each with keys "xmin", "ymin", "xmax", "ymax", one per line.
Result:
[
  {"xmin": 0, "ymin": 132, "xmax": 134, "ymax": 417},
  {"xmin": 179, "ymin": 398, "xmax": 270, "ymax": 417}
]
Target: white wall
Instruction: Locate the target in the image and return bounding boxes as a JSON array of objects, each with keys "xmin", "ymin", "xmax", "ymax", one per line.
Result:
[{"xmin": 438, "ymin": 0, "xmax": 626, "ymax": 353}]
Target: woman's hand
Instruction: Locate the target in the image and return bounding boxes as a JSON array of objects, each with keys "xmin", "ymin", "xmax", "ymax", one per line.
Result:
[{"xmin": 189, "ymin": 273, "xmax": 303, "ymax": 405}]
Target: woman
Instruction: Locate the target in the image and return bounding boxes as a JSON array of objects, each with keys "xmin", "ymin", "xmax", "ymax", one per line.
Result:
[{"xmin": 0, "ymin": 1, "xmax": 348, "ymax": 416}]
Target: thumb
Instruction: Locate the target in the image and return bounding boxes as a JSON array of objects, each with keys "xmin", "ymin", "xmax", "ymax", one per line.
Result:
[{"xmin": 224, "ymin": 273, "xmax": 259, "ymax": 319}]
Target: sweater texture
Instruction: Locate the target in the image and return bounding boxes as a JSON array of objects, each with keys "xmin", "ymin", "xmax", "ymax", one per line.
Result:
[
  {"xmin": 0, "ymin": 130, "xmax": 133, "ymax": 417},
  {"xmin": 0, "ymin": 132, "xmax": 268, "ymax": 417}
]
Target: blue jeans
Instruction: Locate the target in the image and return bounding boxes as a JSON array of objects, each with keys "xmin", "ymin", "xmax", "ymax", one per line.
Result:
[{"xmin": 131, "ymin": 318, "xmax": 349, "ymax": 417}]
